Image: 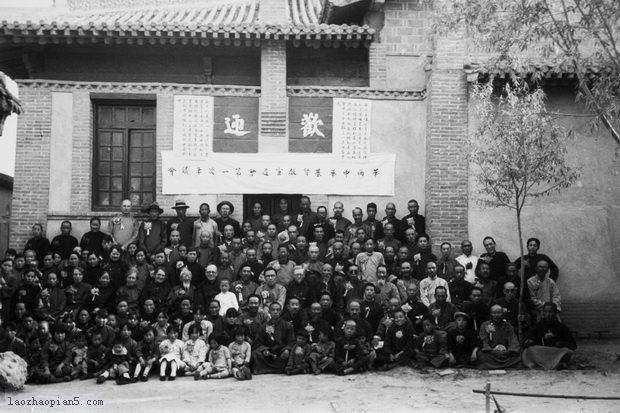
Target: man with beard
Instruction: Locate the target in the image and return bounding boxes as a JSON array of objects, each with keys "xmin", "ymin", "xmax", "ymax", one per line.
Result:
[
  {"xmin": 239, "ymin": 294, "xmax": 269, "ymax": 342},
  {"xmin": 427, "ymin": 286, "xmax": 457, "ymax": 331},
  {"xmin": 334, "ymin": 300, "xmax": 373, "ymax": 342},
  {"xmin": 252, "ymin": 302, "xmax": 294, "ymax": 374},
  {"xmin": 461, "ymin": 287, "xmax": 489, "ymax": 333},
  {"xmin": 286, "ymin": 266, "xmax": 314, "ymax": 310},
  {"xmin": 522, "ymin": 302, "xmax": 575, "ymax": 370},
  {"xmin": 401, "ymin": 283, "xmax": 430, "ymax": 334},
  {"xmin": 303, "ymin": 302, "xmax": 333, "ymax": 343}
]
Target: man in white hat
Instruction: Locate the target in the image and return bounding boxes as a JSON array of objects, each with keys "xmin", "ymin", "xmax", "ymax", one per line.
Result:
[{"xmin": 167, "ymin": 200, "xmax": 193, "ymax": 247}]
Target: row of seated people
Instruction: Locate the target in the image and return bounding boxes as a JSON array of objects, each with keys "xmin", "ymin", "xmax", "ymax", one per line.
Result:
[
  {"xmin": 0, "ymin": 234, "xmax": 560, "ymax": 336},
  {"xmin": 0, "ymin": 295, "xmax": 575, "ymax": 385}
]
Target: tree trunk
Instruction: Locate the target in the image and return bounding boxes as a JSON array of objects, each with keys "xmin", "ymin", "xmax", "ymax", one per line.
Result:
[{"xmin": 516, "ymin": 208, "xmax": 526, "ymax": 345}]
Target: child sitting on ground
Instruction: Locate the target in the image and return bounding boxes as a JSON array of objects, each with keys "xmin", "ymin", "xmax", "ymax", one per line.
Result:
[
  {"xmin": 86, "ymin": 332, "xmax": 108, "ymax": 379},
  {"xmin": 70, "ymin": 332, "xmax": 89, "ymax": 380},
  {"xmin": 195, "ymin": 334, "xmax": 231, "ymax": 380},
  {"xmin": 414, "ymin": 317, "xmax": 450, "ymax": 369},
  {"xmin": 285, "ymin": 330, "xmax": 312, "ymax": 375},
  {"xmin": 309, "ymin": 326, "xmax": 335, "ymax": 375},
  {"xmin": 158, "ymin": 325, "xmax": 185, "ymax": 381},
  {"xmin": 229, "ymin": 327, "xmax": 252, "ymax": 380},
  {"xmin": 333, "ymin": 320, "xmax": 373, "ymax": 376},
  {"xmin": 182, "ymin": 325, "xmax": 208, "ymax": 375},
  {"xmin": 132, "ymin": 327, "xmax": 157, "ymax": 382},
  {"xmin": 96, "ymin": 339, "xmax": 131, "ymax": 385}
]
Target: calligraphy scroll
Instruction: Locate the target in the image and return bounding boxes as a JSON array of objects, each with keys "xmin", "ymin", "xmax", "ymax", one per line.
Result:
[
  {"xmin": 288, "ymin": 97, "xmax": 333, "ymax": 153},
  {"xmin": 161, "ymin": 151, "xmax": 395, "ymax": 195},
  {"xmin": 332, "ymin": 98, "xmax": 371, "ymax": 160},
  {"xmin": 173, "ymin": 95, "xmax": 214, "ymax": 157},
  {"xmin": 213, "ymin": 97, "xmax": 259, "ymax": 153}
]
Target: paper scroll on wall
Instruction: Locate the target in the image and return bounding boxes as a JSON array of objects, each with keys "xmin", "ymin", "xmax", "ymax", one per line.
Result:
[{"xmin": 173, "ymin": 95, "xmax": 214, "ymax": 157}]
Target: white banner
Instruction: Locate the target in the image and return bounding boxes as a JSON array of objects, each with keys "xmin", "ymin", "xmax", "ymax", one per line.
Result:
[
  {"xmin": 333, "ymin": 98, "xmax": 371, "ymax": 160},
  {"xmin": 161, "ymin": 151, "xmax": 395, "ymax": 195},
  {"xmin": 173, "ymin": 95, "xmax": 214, "ymax": 157}
]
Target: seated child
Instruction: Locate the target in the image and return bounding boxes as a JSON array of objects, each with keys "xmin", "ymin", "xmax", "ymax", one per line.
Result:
[
  {"xmin": 447, "ymin": 312, "xmax": 480, "ymax": 367},
  {"xmin": 285, "ymin": 330, "xmax": 312, "ymax": 375},
  {"xmin": 132, "ymin": 327, "xmax": 157, "ymax": 382},
  {"xmin": 41, "ymin": 323, "xmax": 73, "ymax": 383},
  {"xmin": 158, "ymin": 325, "xmax": 185, "ymax": 381},
  {"xmin": 70, "ymin": 332, "xmax": 89, "ymax": 380},
  {"xmin": 195, "ymin": 334, "xmax": 232, "ymax": 380},
  {"xmin": 414, "ymin": 317, "xmax": 450, "ymax": 369},
  {"xmin": 96, "ymin": 339, "xmax": 131, "ymax": 385},
  {"xmin": 308, "ymin": 326, "xmax": 335, "ymax": 375},
  {"xmin": 1, "ymin": 322, "xmax": 27, "ymax": 360},
  {"xmin": 182, "ymin": 325, "xmax": 209, "ymax": 375},
  {"xmin": 376, "ymin": 309, "xmax": 416, "ymax": 370},
  {"xmin": 118, "ymin": 323, "xmax": 139, "ymax": 376},
  {"xmin": 333, "ymin": 320, "xmax": 374, "ymax": 376},
  {"xmin": 228, "ymin": 327, "xmax": 252, "ymax": 380},
  {"xmin": 86, "ymin": 332, "xmax": 108, "ymax": 378}
]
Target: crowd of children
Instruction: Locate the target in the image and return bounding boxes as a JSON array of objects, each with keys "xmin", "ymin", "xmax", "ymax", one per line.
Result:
[{"xmin": 0, "ymin": 197, "xmax": 576, "ymax": 384}]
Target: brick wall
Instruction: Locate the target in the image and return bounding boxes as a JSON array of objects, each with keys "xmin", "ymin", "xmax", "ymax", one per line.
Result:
[
  {"xmin": 369, "ymin": 42, "xmax": 387, "ymax": 89},
  {"xmin": 71, "ymin": 90, "xmax": 92, "ymax": 213},
  {"xmin": 382, "ymin": 0, "xmax": 433, "ymax": 55},
  {"xmin": 425, "ymin": 30, "xmax": 469, "ymax": 246},
  {"xmin": 260, "ymin": 40, "xmax": 288, "ymax": 149},
  {"xmin": 10, "ymin": 86, "xmax": 52, "ymax": 249}
]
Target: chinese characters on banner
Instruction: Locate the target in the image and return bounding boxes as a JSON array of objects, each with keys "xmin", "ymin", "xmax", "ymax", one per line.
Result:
[
  {"xmin": 332, "ymin": 98, "xmax": 371, "ymax": 160},
  {"xmin": 173, "ymin": 95, "xmax": 214, "ymax": 157},
  {"xmin": 161, "ymin": 151, "xmax": 395, "ymax": 195},
  {"xmin": 288, "ymin": 97, "xmax": 333, "ymax": 153},
  {"xmin": 213, "ymin": 97, "xmax": 259, "ymax": 153}
]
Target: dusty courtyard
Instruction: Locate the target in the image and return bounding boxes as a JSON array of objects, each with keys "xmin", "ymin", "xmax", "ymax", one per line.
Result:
[{"xmin": 1, "ymin": 340, "xmax": 619, "ymax": 413}]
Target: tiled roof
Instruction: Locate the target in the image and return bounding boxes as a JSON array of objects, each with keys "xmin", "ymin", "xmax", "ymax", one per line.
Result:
[
  {"xmin": 464, "ymin": 58, "xmax": 612, "ymax": 81},
  {"xmin": 0, "ymin": 0, "xmax": 374, "ymax": 46}
]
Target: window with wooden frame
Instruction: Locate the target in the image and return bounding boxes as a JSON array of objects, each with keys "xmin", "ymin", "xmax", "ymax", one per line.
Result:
[{"xmin": 93, "ymin": 101, "xmax": 156, "ymax": 210}]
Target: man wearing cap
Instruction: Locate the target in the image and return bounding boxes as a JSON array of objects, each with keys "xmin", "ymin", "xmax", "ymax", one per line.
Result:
[
  {"xmin": 108, "ymin": 199, "xmax": 140, "ymax": 251},
  {"xmin": 138, "ymin": 202, "xmax": 167, "ymax": 255},
  {"xmin": 215, "ymin": 201, "xmax": 242, "ymax": 238},
  {"xmin": 167, "ymin": 200, "xmax": 194, "ymax": 248}
]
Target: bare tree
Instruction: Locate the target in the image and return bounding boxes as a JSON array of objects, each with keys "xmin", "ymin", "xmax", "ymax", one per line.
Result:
[{"xmin": 470, "ymin": 80, "xmax": 580, "ymax": 339}]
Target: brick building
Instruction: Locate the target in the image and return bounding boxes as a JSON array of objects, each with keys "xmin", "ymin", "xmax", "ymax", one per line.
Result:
[{"xmin": 0, "ymin": 0, "xmax": 618, "ymax": 335}]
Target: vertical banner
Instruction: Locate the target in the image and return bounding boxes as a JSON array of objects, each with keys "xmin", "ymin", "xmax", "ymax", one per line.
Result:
[
  {"xmin": 288, "ymin": 97, "xmax": 333, "ymax": 153},
  {"xmin": 332, "ymin": 98, "xmax": 372, "ymax": 160},
  {"xmin": 213, "ymin": 97, "xmax": 259, "ymax": 153},
  {"xmin": 173, "ymin": 95, "xmax": 214, "ymax": 157}
]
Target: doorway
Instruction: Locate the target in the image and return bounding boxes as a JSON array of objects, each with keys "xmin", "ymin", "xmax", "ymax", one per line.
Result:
[{"xmin": 243, "ymin": 194, "xmax": 302, "ymax": 221}]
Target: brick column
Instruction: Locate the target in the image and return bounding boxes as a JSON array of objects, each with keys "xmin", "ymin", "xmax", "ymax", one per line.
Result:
[
  {"xmin": 425, "ymin": 30, "xmax": 469, "ymax": 246},
  {"xmin": 10, "ymin": 84, "xmax": 52, "ymax": 248},
  {"xmin": 259, "ymin": 40, "xmax": 288, "ymax": 152}
]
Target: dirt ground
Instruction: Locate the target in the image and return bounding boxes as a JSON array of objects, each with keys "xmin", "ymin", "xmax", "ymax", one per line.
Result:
[{"xmin": 1, "ymin": 339, "xmax": 619, "ymax": 413}]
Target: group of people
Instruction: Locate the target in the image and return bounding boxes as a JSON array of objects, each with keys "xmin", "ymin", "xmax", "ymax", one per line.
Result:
[{"xmin": 0, "ymin": 196, "xmax": 575, "ymax": 385}]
